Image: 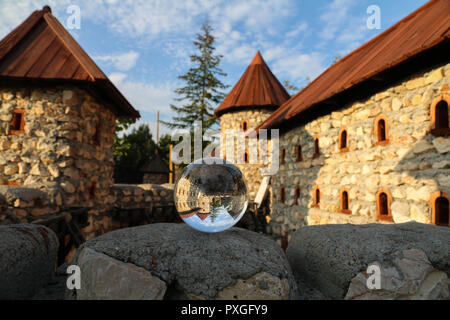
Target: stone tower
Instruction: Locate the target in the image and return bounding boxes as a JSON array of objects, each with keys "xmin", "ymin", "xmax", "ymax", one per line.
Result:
[{"xmin": 214, "ymin": 51, "xmax": 290, "ymax": 201}]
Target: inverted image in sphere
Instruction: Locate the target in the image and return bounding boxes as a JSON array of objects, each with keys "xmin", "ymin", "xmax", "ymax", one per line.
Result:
[{"xmin": 174, "ymin": 158, "xmax": 248, "ymax": 233}]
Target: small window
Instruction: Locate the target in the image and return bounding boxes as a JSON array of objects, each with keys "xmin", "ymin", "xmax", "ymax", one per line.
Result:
[
  {"xmin": 340, "ymin": 189, "xmax": 351, "ymax": 214},
  {"xmin": 339, "ymin": 129, "xmax": 348, "ymax": 152},
  {"xmin": 241, "ymin": 120, "xmax": 249, "ymax": 132},
  {"xmin": 313, "ymin": 186, "xmax": 320, "ymax": 208},
  {"xmin": 10, "ymin": 110, "xmax": 25, "ymax": 134},
  {"xmin": 313, "ymin": 137, "xmax": 320, "ymax": 158},
  {"xmin": 281, "ymin": 148, "xmax": 286, "ymax": 164},
  {"xmin": 294, "ymin": 186, "xmax": 301, "ymax": 205},
  {"xmin": 93, "ymin": 122, "xmax": 100, "ymax": 146},
  {"xmin": 295, "ymin": 145, "xmax": 303, "ymax": 162},
  {"xmin": 431, "ymin": 191, "xmax": 450, "ymax": 227},
  {"xmin": 244, "ymin": 152, "xmax": 249, "ymax": 164},
  {"xmin": 375, "ymin": 115, "xmax": 389, "ymax": 145},
  {"xmin": 431, "ymin": 96, "xmax": 450, "ymax": 136},
  {"xmin": 89, "ymin": 182, "xmax": 97, "ymax": 199},
  {"xmin": 280, "ymin": 186, "xmax": 286, "ymax": 204},
  {"xmin": 377, "ymin": 189, "xmax": 392, "ymax": 221}
]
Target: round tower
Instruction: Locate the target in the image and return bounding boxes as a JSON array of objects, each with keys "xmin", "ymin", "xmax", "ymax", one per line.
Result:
[{"xmin": 214, "ymin": 51, "xmax": 290, "ymax": 201}]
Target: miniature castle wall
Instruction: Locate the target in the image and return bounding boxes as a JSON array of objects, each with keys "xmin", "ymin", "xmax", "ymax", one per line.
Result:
[
  {"xmin": 0, "ymin": 85, "xmax": 116, "ymax": 239},
  {"xmin": 220, "ymin": 108, "xmax": 273, "ymax": 200},
  {"xmin": 269, "ymin": 62, "xmax": 450, "ymax": 239}
]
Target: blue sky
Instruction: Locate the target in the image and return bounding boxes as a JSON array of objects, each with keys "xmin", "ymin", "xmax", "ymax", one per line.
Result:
[{"xmin": 0, "ymin": 0, "xmax": 428, "ymax": 138}]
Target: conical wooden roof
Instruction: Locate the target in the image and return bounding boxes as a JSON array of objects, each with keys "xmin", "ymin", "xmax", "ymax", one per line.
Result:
[
  {"xmin": 214, "ymin": 51, "xmax": 290, "ymax": 117},
  {"xmin": 0, "ymin": 6, "xmax": 139, "ymax": 118}
]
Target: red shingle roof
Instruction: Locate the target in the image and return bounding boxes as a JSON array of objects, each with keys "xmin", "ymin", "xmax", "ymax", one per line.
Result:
[
  {"xmin": 258, "ymin": 0, "xmax": 450, "ymax": 130},
  {"xmin": 0, "ymin": 6, "xmax": 140, "ymax": 118},
  {"xmin": 214, "ymin": 51, "xmax": 290, "ymax": 117}
]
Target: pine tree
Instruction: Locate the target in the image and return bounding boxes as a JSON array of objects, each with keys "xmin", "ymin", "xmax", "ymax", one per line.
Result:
[{"xmin": 161, "ymin": 20, "xmax": 227, "ymax": 134}]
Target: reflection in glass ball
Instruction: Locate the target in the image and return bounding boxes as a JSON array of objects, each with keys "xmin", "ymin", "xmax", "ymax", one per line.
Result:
[{"xmin": 174, "ymin": 158, "xmax": 249, "ymax": 233}]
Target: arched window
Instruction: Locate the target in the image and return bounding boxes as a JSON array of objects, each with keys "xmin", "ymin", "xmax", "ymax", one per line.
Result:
[
  {"xmin": 93, "ymin": 122, "xmax": 101, "ymax": 146},
  {"xmin": 280, "ymin": 185, "xmax": 286, "ymax": 204},
  {"xmin": 431, "ymin": 191, "xmax": 450, "ymax": 227},
  {"xmin": 295, "ymin": 145, "xmax": 303, "ymax": 162},
  {"xmin": 281, "ymin": 148, "xmax": 286, "ymax": 164},
  {"xmin": 340, "ymin": 189, "xmax": 351, "ymax": 214},
  {"xmin": 241, "ymin": 120, "xmax": 249, "ymax": 132},
  {"xmin": 377, "ymin": 189, "xmax": 392, "ymax": 221},
  {"xmin": 294, "ymin": 186, "xmax": 301, "ymax": 205},
  {"xmin": 431, "ymin": 96, "xmax": 450, "ymax": 136},
  {"xmin": 375, "ymin": 115, "xmax": 389, "ymax": 145},
  {"xmin": 313, "ymin": 186, "xmax": 320, "ymax": 208},
  {"xmin": 339, "ymin": 129, "xmax": 348, "ymax": 152},
  {"xmin": 89, "ymin": 182, "xmax": 97, "ymax": 199},
  {"xmin": 244, "ymin": 151, "xmax": 249, "ymax": 164},
  {"xmin": 313, "ymin": 137, "xmax": 320, "ymax": 158}
]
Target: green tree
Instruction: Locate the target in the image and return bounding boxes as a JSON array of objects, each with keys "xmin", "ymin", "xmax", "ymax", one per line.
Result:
[
  {"xmin": 114, "ymin": 124, "xmax": 157, "ymax": 183},
  {"xmin": 158, "ymin": 134, "xmax": 172, "ymax": 165},
  {"xmin": 161, "ymin": 20, "xmax": 228, "ymax": 135},
  {"xmin": 283, "ymin": 80, "xmax": 300, "ymax": 96}
]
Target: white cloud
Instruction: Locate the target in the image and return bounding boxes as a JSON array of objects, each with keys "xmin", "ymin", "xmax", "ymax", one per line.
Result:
[
  {"xmin": 94, "ymin": 51, "xmax": 139, "ymax": 71},
  {"xmin": 272, "ymin": 52, "xmax": 326, "ymax": 81},
  {"xmin": 286, "ymin": 22, "xmax": 308, "ymax": 38},
  {"xmin": 109, "ymin": 73, "xmax": 176, "ymax": 116}
]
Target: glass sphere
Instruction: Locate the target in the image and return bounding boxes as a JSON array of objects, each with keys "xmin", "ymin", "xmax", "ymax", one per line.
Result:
[{"xmin": 174, "ymin": 157, "xmax": 248, "ymax": 233}]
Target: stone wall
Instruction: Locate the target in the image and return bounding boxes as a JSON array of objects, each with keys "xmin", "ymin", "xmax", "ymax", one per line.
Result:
[
  {"xmin": 0, "ymin": 85, "xmax": 116, "ymax": 240},
  {"xmin": 269, "ymin": 62, "xmax": 450, "ymax": 240},
  {"xmin": 220, "ymin": 108, "xmax": 273, "ymax": 200}
]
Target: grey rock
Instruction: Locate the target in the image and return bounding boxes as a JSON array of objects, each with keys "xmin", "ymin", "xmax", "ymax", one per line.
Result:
[
  {"xmin": 76, "ymin": 248, "xmax": 166, "ymax": 300},
  {"xmin": 72, "ymin": 223, "xmax": 297, "ymax": 300},
  {"xmin": 286, "ymin": 222, "xmax": 450, "ymax": 299},
  {"xmin": 0, "ymin": 224, "xmax": 59, "ymax": 299},
  {"xmin": 345, "ymin": 249, "xmax": 449, "ymax": 300},
  {"xmin": 0, "ymin": 185, "xmax": 47, "ymax": 203}
]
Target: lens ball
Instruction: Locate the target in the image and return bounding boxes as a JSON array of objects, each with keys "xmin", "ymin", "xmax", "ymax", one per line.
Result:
[{"xmin": 174, "ymin": 158, "xmax": 249, "ymax": 233}]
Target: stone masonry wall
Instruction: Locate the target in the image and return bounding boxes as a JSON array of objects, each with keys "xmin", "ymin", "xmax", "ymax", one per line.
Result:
[
  {"xmin": 220, "ymin": 109, "xmax": 273, "ymax": 200},
  {"xmin": 0, "ymin": 85, "xmax": 116, "ymax": 240},
  {"xmin": 269, "ymin": 62, "xmax": 450, "ymax": 240}
]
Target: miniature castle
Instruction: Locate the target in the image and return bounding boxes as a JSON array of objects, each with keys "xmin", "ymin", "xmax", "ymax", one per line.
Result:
[{"xmin": 216, "ymin": 0, "xmax": 450, "ymax": 240}]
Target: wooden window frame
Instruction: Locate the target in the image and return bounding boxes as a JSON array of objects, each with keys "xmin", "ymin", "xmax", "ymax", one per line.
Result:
[
  {"xmin": 295, "ymin": 145, "xmax": 303, "ymax": 162},
  {"xmin": 294, "ymin": 186, "xmax": 301, "ymax": 205},
  {"xmin": 430, "ymin": 191, "xmax": 450, "ymax": 227},
  {"xmin": 280, "ymin": 185, "xmax": 286, "ymax": 204},
  {"xmin": 376, "ymin": 189, "xmax": 392, "ymax": 221},
  {"xmin": 374, "ymin": 115, "xmax": 389, "ymax": 146},
  {"xmin": 430, "ymin": 95, "xmax": 450, "ymax": 137},
  {"xmin": 313, "ymin": 186, "xmax": 320, "ymax": 208},
  {"xmin": 338, "ymin": 128, "xmax": 349, "ymax": 153},
  {"xmin": 280, "ymin": 148, "xmax": 286, "ymax": 164},
  {"xmin": 241, "ymin": 120, "xmax": 249, "ymax": 132},
  {"xmin": 340, "ymin": 188, "xmax": 351, "ymax": 214},
  {"xmin": 10, "ymin": 109, "xmax": 25, "ymax": 135},
  {"xmin": 313, "ymin": 136, "xmax": 320, "ymax": 158}
]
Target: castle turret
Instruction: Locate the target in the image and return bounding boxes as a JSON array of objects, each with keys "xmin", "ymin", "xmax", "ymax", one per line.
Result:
[{"xmin": 215, "ymin": 51, "xmax": 290, "ymax": 200}]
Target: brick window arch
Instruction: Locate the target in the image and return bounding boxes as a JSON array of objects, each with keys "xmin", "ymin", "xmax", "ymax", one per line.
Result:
[
  {"xmin": 313, "ymin": 137, "xmax": 320, "ymax": 158},
  {"xmin": 340, "ymin": 189, "xmax": 351, "ymax": 214},
  {"xmin": 430, "ymin": 191, "xmax": 449, "ymax": 227},
  {"xmin": 295, "ymin": 145, "xmax": 303, "ymax": 162},
  {"xmin": 375, "ymin": 115, "xmax": 389, "ymax": 145},
  {"xmin": 280, "ymin": 185, "xmax": 286, "ymax": 204},
  {"xmin": 313, "ymin": 186, "xmax": 320, "ymax": 208},
  {"xmin": 339, "ymin": 128, "xmax": 349, "ymax": 152},
  {"xmin": 294, "ymin": 186, "xmax": 301, "ymax": 205},
  {"xmin": 377, "ymin": 189, "xmax": 392, "ymax": 221},
  {"xmin": 281, "ymin": 148, "xmax": 286, "ymax": 164},
  {"xmin": 241, "ymin": 120, "xmax": 249, "ymax": 132},
  {"xmin": 430, "ymin": 95, "xmax": 450, "ymax": 136},
  {"xmin": 10, "ymin": 109, "xmax": 25, "ymax": 134}
]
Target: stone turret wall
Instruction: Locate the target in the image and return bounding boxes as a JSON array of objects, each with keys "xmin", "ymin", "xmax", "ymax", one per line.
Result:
[
  {"xmin": 269, "ymin": 62, "xmax": 450, "ymax": 240},
  {"xmin": 220, "ymin": 109, "xmax": 273, "ymax": 200},
  {"xmin": 0, "ymin": 85, "xmax": 116, "ymax": 239}
]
